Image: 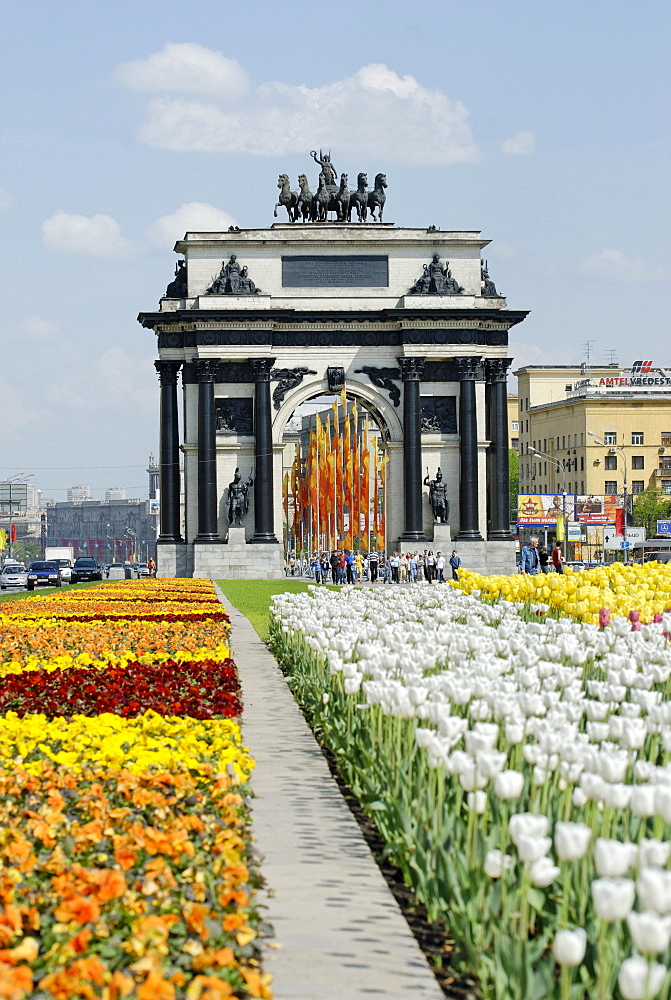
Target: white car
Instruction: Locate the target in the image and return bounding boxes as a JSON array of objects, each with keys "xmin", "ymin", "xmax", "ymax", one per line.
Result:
[
  {"xmin": 54, "ymin": 558, "xmax": 73, "ymax": 583},
  {"xmin": 0, "ymin": 563, "xmax": 28, "ymax": 589}
]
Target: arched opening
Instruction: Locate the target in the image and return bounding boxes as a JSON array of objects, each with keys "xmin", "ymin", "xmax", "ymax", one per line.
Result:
[{"xmin": 280, "ymin": 389, "xmax": 390, "ymax": 567}]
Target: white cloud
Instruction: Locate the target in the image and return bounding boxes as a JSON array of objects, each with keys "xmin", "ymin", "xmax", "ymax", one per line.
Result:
[
  {"xmin": 581, "ymin": 249, "xmax": 669, "ymax": 282},
  {"xmin": 21, "ymin": 316, "xmax": 59, "ymax": 341},
  {"xmin": 41, "ymin": 212, "xmax": 132, "ymax": 258},
  {"xmin": 0, "ymin": 188, "xmax": 12, "ymax": 211},
  {"xmin": 44, "ymin": 349, "xmax": 156, "ymax": 415},
  {"xmin": 118, "ymin": 51, "xmax": 477, "ymax": 165},
  {"xmin": 0, "ymin": 376, "xmax": 43, "ymax": 439},
  {"xmin": 501, "ymin": 130, "xmax": 536, "ymax": 155},
  {"xmin": 116, "ymin": 43, "xmax": 249, "ymax": 99},
  {"xmin": 146, "ymin": 202, "xmax": 237, "ymax": 249}
]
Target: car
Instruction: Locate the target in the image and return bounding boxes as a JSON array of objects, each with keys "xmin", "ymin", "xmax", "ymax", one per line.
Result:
[
  {"xmin": 0, "ymin": 563, "xmax": 28, "ymax": 589},
  {"xmin": 71, "ymin": 557, "xmax": 103, "ymax": 583},
  {"xmin": 643, "ymin": 551, "xmax": 671, "ymax": 564},
  {"xmin": 26, "ymin": 561, "xmax": 62, "ymax": 590},
  {"xmin": 565, "ymin": 561, "xmax": 586, "ymax": 571},
  {"xmin": 53, "ymin": 558, "xmax": 73, "ymax": 583},
  {"xmin": 134, "ymin": 563, "xmax": 150, "ymax": 577}
]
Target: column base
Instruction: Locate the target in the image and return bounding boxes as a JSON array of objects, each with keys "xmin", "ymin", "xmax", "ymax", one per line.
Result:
[
  {"xmin": 249, "ymin": 533, "xmax": 279, "ymax": 544},
  {"xmin": 157, "ymin": 533, "xmax": 183, "ymax": 544},
  {"xmin": 399, "ymin": 531, "xmax": 428, "ymax": 543},
  {"xmin": 194, "ymin": 534, "xmax": 223, "ymax": 544},
  {"xmin": 488, "ymin": 530, "xmax": 514, "ymax": 542},
  {"xmin": 156, "ymin": 541, "xmax": 188, "ymax": 578},
  {"xmin": 457, "ymin": 530, "xmax": 484, "ymax": 542}
]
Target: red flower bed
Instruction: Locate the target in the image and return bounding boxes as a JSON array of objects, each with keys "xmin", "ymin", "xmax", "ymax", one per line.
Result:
[
  {"xmin": 0, "ymin": 659, "xmax": 242, "ymax": 719},
  {"xmin": 17, "ymin": 611, "xmax": 231, "ymax": 623}
]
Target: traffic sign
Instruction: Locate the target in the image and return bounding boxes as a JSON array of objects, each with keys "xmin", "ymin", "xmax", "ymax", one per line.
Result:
[
  {"xmin": 625, "ymin": 527, "xmax": 645, "ymax": 547},
  {"xmin": 658, "ymin": 519, "xmax": 671, "ymax": 535},
  {"xmin": 620, "ymin": 541, "xmax": 631, "ymax": 550},
  {"xmin": 603, "ymin": 530, "xmax": 623, "ymax": 550}
]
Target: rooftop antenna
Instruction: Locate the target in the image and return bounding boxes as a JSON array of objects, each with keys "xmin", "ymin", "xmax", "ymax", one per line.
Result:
[
  {"xmin": 581, "ymin": 340, "xmax": 595, "ymax": 369},
  {"xmin": 605, "ymin": 349, "xmax": 618, "ymax": 366}
]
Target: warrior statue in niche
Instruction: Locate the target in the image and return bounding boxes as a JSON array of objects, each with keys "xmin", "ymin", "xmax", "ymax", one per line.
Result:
[
  {"xmin": 226, "ymin": 468, "xmax": 254, "ymax": 525},
  {"xmin": 424, "ymin": 467, "xmax": 450, "ymax": 523}
]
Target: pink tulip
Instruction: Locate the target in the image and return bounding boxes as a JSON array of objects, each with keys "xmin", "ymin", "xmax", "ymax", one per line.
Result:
[
  {"xmin": 629, "ymin": 610, "xmax": 641, "ymax": 623},
  {"xmin": 654, "ymin": 613, "xmax": 663, "ymax": 623},
  {"xmin": 631, "ymin": 622, "xmax": 641, "ymax": 632},
  {"xmin": 599, "ymin": 608, "xmax": 611, "ymax": 627}
]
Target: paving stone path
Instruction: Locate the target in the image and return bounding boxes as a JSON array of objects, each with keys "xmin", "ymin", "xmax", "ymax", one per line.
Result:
[{"xmin": 218, "ymin": 588, "xmax": 446, "ymax": 1000}]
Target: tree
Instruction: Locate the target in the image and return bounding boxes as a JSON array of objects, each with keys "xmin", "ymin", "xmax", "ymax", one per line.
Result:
[
  {"xmin": 509, "ymin": 449, "xmax": 519, "ymax": 527},
  {"xmin": 632, "ymin": 486, "xmax": 671, "ymax": 537},
  {"xmin": 10, "ymin": 539, "xmax": 40, "ymax": 564}
]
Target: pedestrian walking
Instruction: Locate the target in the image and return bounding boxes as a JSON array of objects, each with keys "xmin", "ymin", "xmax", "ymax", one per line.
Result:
[
  {"xmin": 426, "ymin": 550, "xmax": 436, "ymax": 582},
  {"xmin": 320, "ymin": 552, "xmax": 330, "ymax": 583},
  {"xmin": 436, "ymin": 551, "xmax": 445, "ymax": 582},
  {"xmin": 539, "ymin": 545, "xmax": 550, "ymax": 574},
  {"xmin": 552, "ymin": 542, "xmax": 564, "ymax": 574},
  {"xmin": 345, "ymin": 550, "xmax": 355, "ymax": 585},
  {"xmin": 368, "ymin": 550, "xmax": 379, "ymax": 582},
  {"xmin": 449, "ymin": 550, "xmax": 461, "ymax": 580},
  {"xmin": 330, "ymin": 550, "xmax": 339, "ymax": 584},
  {"xmin": 520, "ymin": 536, "xmax": 540, "ymax": 575},
  {"xmin": 409, "ymin": 552, "xmax": 418, "ymax": 583},
  {"xmin": 147, "ymin": 556, "xmax": 156, "ymax": 577},
  {"xmin": 391, "ymin": 552, "xmax": 400, "ymax": 584},
  {"xmin": 338, "ymin": 550, "xmax": 346, "ymax": 584}
]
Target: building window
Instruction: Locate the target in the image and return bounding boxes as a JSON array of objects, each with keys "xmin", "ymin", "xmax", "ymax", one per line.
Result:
[
  {"xmin": 512, "ymin": 421, "xmax": 519, "ymax": 432},
  {"xmin": 511, "ymin": 438, "xmax": 519, "ymax": 450},
  {"xmin": 556, "ymin": 437, "xmax": 560, "ymax": 450},
  {"xmin": 604, "ymin": 432, "xmax": 617, "ymax": 446},
  {"xmin": 632, "ymin": 456, "xmax": 644, "ymax": 470},
  {"xmin": 662, "ymin": 481, "xmax": 671, "ymax": 495},
  {"xmin": 605, "ymin": 456, "xmax": 617, "ymax": 470},
  {"xmin": 580, "ymin": 456, "xmax": 584, "ymax": 471},
  {"xmin": 605, "ymin": 481, "xmax": 618, "ymax": 494},
  {"xmin": 533, "ymin": 441, "xmax": 536, "ymax": 451},
  {"xmin": 632, "ymin": 432, "xmax": 644, "ymax": 446},
  {"xmin": 580, "ymin": 433, "xmax": 584, "ymax": 446},
  {"xmin": 659, "ymin": 458, "xmax": 671, "ymax": 471},
  {"xmin": 526, "ymin": 420, "xmax": 528, "ymax": 433},
  {"xmin": 662, "ymin": 433, "xmax": 671, "ymax": 447},
  {"xmin": 581, "ymin": 480, "xmax": 585, "ymax": 493},
  {"xmin": 543, "ymin": 439, "xmax": 547, "ymax": 452},
  {"xmin": 632, "ymin": 481, "xmax": 645, "ymax": 495}
]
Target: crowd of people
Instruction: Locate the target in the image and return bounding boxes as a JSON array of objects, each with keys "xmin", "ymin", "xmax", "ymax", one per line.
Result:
[{"xmin": 286, "ymin": 549, "xmax": 462, "ymax": 585}]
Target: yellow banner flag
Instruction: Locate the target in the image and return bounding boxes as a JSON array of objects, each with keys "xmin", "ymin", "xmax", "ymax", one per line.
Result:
[{"xmin": 555, "ymin": 514, "xmax": 565, "ymax": 541}]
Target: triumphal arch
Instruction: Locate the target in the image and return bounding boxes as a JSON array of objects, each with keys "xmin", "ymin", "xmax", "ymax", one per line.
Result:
[{"xmin": 139, "ymin": 153, "xmax": 528, "ymax": 578}]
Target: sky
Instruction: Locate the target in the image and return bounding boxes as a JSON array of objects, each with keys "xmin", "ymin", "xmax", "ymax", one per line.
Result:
[{"xmin": 1, "ymin": 0, "xmax": 669, "ymax": 500}]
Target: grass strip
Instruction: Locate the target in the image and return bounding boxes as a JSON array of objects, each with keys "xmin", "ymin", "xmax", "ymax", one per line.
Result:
[{"xmin": 217, "ymin": 578, "xmax": 338, "ymax": 640}]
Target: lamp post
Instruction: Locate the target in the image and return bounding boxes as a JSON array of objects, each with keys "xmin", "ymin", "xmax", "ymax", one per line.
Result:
[
  {"xmin": 588, "ymin": 430, "xmax": 630, "ymax": 522},
  {"xmin": 124, "ymin": 526, "xmax": 137, "ymax": 562},
  {"xmin": 528, "ymin": 447, "xmax": 569, "ymax": 551}
]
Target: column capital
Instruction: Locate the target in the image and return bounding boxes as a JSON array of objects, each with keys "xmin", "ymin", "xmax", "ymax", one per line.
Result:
[
  {"xmin": 249, "ymin": 357, "xmax": 277, "ymax": 382},
  {"xmin": 154, "ymin": 360, "xmax": 182, "ymax": 386},
  {"xmin": 456, "ymin": 356, "xmax": 484, "ymax": 381},
  {"xmin": 484, "ymin": 358, "xmax": 513, "ymax": 384},
  {"xmin": 397, "ymin": 356, "xmax": 426, "ymax": 381},
  {"xmin": 192, "ymin": 358, "xmax": 220, "ymax": 383}
]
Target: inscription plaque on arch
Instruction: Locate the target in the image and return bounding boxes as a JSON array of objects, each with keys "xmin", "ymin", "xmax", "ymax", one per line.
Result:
[{"xmin": 282, "ymin": 255, "xmax": 388, "ymax": 288}]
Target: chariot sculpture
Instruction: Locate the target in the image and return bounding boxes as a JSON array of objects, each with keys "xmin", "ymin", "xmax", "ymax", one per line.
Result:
[{"xmin": 273, "ymin": 150, "xmax": 387, "ymax": 223}]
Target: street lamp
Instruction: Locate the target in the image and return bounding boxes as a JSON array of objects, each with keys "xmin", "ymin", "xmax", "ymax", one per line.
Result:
[
  {"xmin": 528, "ymin": 447, "xmax": 569, "ymax": 548},
  {"xmin": 588, "ymin": 431, "xmax": 630, "ymax": 526},
  {"xmin": 124, "ymin": 526, "xmax": 137, "ymax": 561}
]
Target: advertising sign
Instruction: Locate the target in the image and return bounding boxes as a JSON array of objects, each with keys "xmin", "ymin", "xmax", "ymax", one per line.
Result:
[
  {"xmin": 567, "ymin": 523, "xmax": 582, "ymax": 541},
  {"xmin": 575, "ymin": 495, "xmax": 618, "ymax": 525},
  {"xmin": 518, "ymin": 495, "xmax": 573, "ymax": 525},
  {"xmin": 570, "ymin": 360, "xmax": 671, "ymax": 395},
  {"xmin": 657, "ymin": 519, "xmax": 671, "ymax": 536}
]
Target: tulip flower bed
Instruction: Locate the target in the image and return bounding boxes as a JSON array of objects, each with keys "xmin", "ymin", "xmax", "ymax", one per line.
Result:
[
  {"xmin": 270, "ymin": 583, "xmax": 671, "ymax": 1000},
  {"xmin": 452, "ymin": 562, "xmax": 671, "ymax": 626},
  {"xmin": 0, "ymin": 580, "xmax": 272, "ymax": 1000}
]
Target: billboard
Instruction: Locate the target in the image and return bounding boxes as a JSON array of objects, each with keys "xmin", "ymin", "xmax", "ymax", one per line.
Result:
[
  {"xmin": 518, "ymin": 495, "xmax": 571, "ymax": 525},
  {"xmin": 575, "ymin": 495, "xmax": 618, "ymax": 525}
]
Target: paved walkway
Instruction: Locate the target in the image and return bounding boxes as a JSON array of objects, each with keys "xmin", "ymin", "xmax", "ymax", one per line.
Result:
[{"xmin": 218, "ymin": 587, "xmax": 445, "ymax": 1000}]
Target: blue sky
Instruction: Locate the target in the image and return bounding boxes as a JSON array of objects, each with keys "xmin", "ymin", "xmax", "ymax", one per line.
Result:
[{"xmin": 1, "ymin": 0, "xmax": 669, "ymax": 499}]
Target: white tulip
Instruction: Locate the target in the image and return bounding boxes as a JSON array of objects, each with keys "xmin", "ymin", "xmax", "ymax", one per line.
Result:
[
  {"xmin": 572, "ymin": 787, "xmax": 588, "ymax": 808},
  {"xmin": 343, "ymin": 676, "xmax": 361, "ymax": 695},
  {"xmin": 477, "ymin": 749, "xmax": 507, "ymax": 779},
  {"xmin": 618, "ymin": 956, "xmax": 666, "ymax": 1000},
  {"xmin": 655, "ymin": 785, "xmax": 671, "ymax": 824},
  {"xmin": 516, "ymin": 834, "xmax": 552, "ymax": 864},
  {"xmin": 529, "ymin": 856, "xmax": 560, "ymax": 887},
  {"xmin": 603, "ymin": 782, "xmax": 633, "ymax": 810},
  {"xmin": 554, "ymin": 821, "xmax": 592, "ymax": 862},
  {"xmin": 493, "ymin": 770, "xmax": 524, "ymax": 800},
  {"xmin": 630, "ymin": 784, "xmax": 656, "ymax": 818},
  {"xmin": 637, "ymin": 866, "xmax": 671, "ymax": 915},
  {"xmin": 484, "ymin": 849, "xmax": 513, "ymax": 878},
  {"xmin": 627, "ymin": 910, "xmax": 671, "ymax": 955},
  {"xmin": 505, "ymin": 721, "xmax": 525, "ymax": 744},
  {"xmin": 552, "ymin": 928, "xmax": 587, "ymax": 966},
  {"xmin": 467, "ymin": 790, "xmax": 487, "ymax": 814},
  {"xmin": 594, "ymin": 839, "xmax": 638, "ymax": 878},
  {"xmin": 509, "ymin": 813, "xmax": 549, "ymax": 845},
  {"xmin": 591, "ymin": 877, "xmax": 636, "ymax": 921},
  {"xmin": 639, "ymin": 840, "xmax": 671, "ymax": 869}
]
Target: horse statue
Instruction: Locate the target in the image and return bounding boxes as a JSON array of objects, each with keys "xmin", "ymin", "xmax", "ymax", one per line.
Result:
[
  {"xmin": 335, "ymin": 173, "xmax": 349, "ymax": 222},
  {"xmin": 296, "ymin": 174, "xmax": 314, "ymax": 223},
  {"xmin": 348, "ymin": 173, "xmax": 368, "ymax": 222},
  {"xmin": 313, "ymin": 172, "xmax": 331, "ymax": 222},
  {"xmin": 367, "ymin": 173, "xmax": 387, "ymax": 222},
  {"xmin": 274, "ymin": 174, "xmax": 298, "ymax": 222}
]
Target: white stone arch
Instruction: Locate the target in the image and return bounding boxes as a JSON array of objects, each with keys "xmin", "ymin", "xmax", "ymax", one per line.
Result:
[{"xmin": 271, "ymin": 375, "xmax": 403, "ymax": 446}]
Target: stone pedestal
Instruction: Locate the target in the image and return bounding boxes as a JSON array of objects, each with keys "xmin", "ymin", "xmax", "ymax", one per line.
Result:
[
  {"xmin": 193, "ymin": 542, "xmax": 225, "ymax": 579},
  {"xmin": 433, "ymin": 522, "xmax": 452, "ymax": 550},
  {"xmin": 450, "ymin": 539, "xmax": 516, "ymax": 575},
  {"xmin": 156, "ymin": 541, "xmax": 188, "ymax": 578}
]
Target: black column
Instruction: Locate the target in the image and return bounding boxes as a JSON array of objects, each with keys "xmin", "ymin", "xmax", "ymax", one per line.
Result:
[
  {"xmin": 154, "ymin": 360, "xmax": 182, "ymax": 542},
  {"xmin": 486, "ymin": 359, "xmax": 514, "ymax": 540},
  {"xmin": 194, "ymin": 359, "xmax": 221, "ymax": 543},
  {"xmin": 457, "ymin": 357, "xmax": 484, "ymax": 541},
  {"xmin": 250, "ymin": 357, "xmax": 279, "ymax": 544},
  {"xmin": 398, "ymin": 356, "xmax": 428, "ymax": 542}
]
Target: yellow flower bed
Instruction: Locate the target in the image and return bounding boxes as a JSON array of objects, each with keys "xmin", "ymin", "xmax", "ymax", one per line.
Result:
[{"xmin": 451, "ymin": 561, "xmax": 671, "ymax": 624}]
